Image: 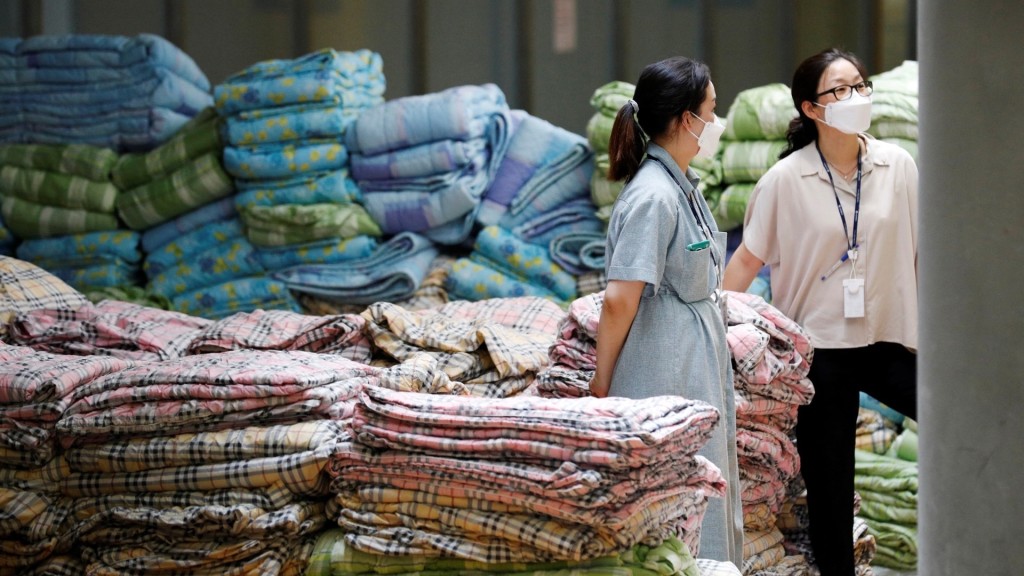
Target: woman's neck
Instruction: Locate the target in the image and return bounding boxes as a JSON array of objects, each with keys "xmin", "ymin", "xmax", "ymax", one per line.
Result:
[
  {"xmin": 817, "ymin": 132, "xmax": 862, "ymax": 177},
  {"xmin": 653, "ymin": 136, "xmax": 693, "ymax": 175}
]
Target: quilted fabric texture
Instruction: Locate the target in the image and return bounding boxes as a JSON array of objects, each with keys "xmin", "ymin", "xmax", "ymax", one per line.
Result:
[{"xmin": 0, "ymin": 255, "xmax": 90, "ymax": 340}]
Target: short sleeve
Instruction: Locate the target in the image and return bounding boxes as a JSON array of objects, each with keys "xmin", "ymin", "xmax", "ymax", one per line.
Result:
[
  {"xmin": 741, "ymin": 174, "xmax": 781, "ymax": 266},
  {"xmin": 606, "ymin": 191, "xmax": 678, "ymax": 292}
]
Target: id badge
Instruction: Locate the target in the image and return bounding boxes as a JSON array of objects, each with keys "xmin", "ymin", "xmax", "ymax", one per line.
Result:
[{"xmin": 843, "ymin": 278, "xmax": 865, "ymax": 318}]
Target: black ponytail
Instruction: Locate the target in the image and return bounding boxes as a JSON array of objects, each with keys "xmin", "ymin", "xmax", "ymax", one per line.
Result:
[{"xmin": 608, "ymin": 57, "xmax": 710, "ymax": 181}]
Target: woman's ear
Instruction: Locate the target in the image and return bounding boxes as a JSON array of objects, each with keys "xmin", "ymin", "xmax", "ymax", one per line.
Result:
[{"xmin": 800, "ymin": 100, "xmax": 818, "ymax": 120}]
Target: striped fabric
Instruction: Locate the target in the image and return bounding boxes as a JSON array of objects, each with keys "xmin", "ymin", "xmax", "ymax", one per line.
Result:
[
  {"xmin": 0, "ymin": 195, "xmax": 120, "ymax": 239},
  {"xmin": 0, "ymin": 164, "xmax": 119, "ymax": 213},
  {"xmin": 110, "ymin": 106, "xmax": 221, "ymax": 190},
  {"xmin": 239, "ymin": 202, "xmax": 382, "ymax": 248},
  {"xmin": 115, "ymin": 151, "xmax": 235, "ymax": 230},
  {"xmin": 0, "ymin": 142, "xmax": 118, "ymax": 182}
]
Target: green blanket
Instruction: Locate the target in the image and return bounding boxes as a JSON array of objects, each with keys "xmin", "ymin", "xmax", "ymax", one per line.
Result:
[{"xmin": 0, "ymin": 143, "xmax": 118, "ymax": 182}]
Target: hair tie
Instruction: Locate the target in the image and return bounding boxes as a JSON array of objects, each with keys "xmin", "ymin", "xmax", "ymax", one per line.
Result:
[{"xmin": 627, "ymin": 99, "xmax": 638, "ymax": 112}]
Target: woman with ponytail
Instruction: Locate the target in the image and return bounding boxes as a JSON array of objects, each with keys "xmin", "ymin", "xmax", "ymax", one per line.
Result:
[
  {"xmin": 723, "ymin": 48, "xmax": 918, "ymax": 576},
  {"xmin": 590, "ymin": 56, "xmax": 741, "ymax": 566}
]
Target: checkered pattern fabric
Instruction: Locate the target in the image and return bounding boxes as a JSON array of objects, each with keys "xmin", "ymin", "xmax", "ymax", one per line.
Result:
[{"xmin": 0, "ymin": 256, "xmax": 90, "ymax": 340}]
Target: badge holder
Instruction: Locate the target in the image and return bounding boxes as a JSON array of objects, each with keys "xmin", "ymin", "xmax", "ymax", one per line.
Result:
[{"xmin": 842, "ymin": 249, "xmax": 864, "ymax": 318}]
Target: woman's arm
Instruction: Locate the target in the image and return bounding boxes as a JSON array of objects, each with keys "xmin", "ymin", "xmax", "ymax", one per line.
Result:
[
  {"xmin": 589, "ymin": 279, "xmax": 645, "ymax": 398},
  {"xmin": 723, "ymin": 242, "xmax": 765, "ymax": 293}
]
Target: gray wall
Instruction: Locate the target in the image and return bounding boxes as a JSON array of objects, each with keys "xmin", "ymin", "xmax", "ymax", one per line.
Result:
[{"xmin": 1, "ymin": 0, "xmax": 915, "ymax": 136}]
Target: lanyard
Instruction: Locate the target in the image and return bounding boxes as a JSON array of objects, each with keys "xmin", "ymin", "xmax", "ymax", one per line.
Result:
[{"xmin": 815, "ymin": 142, "xmax": 862, "ymax": 254}]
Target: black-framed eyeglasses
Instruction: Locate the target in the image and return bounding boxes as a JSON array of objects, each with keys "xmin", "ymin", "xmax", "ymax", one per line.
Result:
[{"xmin": 816, "ymin": 80, "xmax": 873, "ymax": 101}]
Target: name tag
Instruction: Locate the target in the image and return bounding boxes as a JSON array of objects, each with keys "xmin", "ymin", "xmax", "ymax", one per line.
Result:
[{"xmin": 843, "ymin": 278, "xmax": 865, "ymax": 318}]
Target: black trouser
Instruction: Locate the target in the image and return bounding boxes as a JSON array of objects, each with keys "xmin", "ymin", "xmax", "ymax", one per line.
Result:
[{"xmin": 794, "ymin": 342, "xmax": 917, "ymax": 576}]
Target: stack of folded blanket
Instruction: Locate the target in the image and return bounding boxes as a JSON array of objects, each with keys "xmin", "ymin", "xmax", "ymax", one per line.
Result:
[
  {"xmin": 216, "ymin": 48, "xmax": 385, "ymax": 273},
  {"xmin": 447, "ymin": 225, "xmax": 576, "ymax": 304},
  {"xmin": 0, "ymin": 143, "xmax": 147, "ymax": 293},
  {"xmin": 482, "ymin": 109, "xmax": 600, "ymax": 279},
  {"xmin": 868, "ymin": 60, "xmax": 919, "ymax": 161},
  {"xmin": 0, "ymin": 33, "xmax": 212, "ymax": 152},
  {"xmin": 325, "ymin": 386, "xmax": 727, "ymax": 562},
  {"xmin": 0, "ymin": 143, "xmax": 122, "ymax": 240},
  {"xmin": 140, "ymin": 199, "xmax": 301, "ymax": 318},
  {"xmin": 345, "ymin": 83, "xmax": 512, "ymax": 246},
  {"xmin": 715, "ymin": 83, "xmax": 795, "ymax": 233},
  {"xmin": 111, "ymin": 106, "xmax": 233, "ymax": 232},
  {"xmin": 584, "ymin": 80, "xmax": 633, "ymax": 224}
]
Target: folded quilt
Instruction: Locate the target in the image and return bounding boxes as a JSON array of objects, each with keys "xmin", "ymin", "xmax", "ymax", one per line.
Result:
[
  {"xmin": 589, "ymin": 80, "xmax": 636, "ymax": 118},
  {"xmin": 111, "ymin": 106, "xmax": 221, "ymax": 190},
  {"xmin": 715, "ymin": 184, "xmax": 754, "ymax": 230},
  {"xmin": 868, "ymin": 60, "xmax": 919, "ymax": 139},
  {"xmin": 548, "ymin": 230, "xmax": 606, "ymax": 275},
  {"xmin": 447, "ymin": 258, "xmax": 564, "ymax": 304},
  {"xmin": 215, "ymin": 48, "xmax": 385, "ymax": 115},
  {"xmin": 254, "ymin": 235, "xmax": 378, "ymax": 271},
  {"xmin": 502, "ymin": 196, "xmax": 605, "ymax": 248},
  {"xmin": 235, "ymin": 169, "xmax": 362, "ymax": 208},
  {"xmin": 115, "ymin": 151, "xmax": 235, "ymax": 230},
  {"xmin": 55, "ymin": 348, "xmax": 375, "ymax": 438},
  {"xmin": 0, "ymin": 143, "xmax": 117, "ymax": 182},
  {"xmin": 586, "ymin": 81, "xmax": 634, "ymax": 154},
  {"xmin": 138, "ymin": 195, "xmax": 234, "ymax": 253},
  {"xmin": 470, "ymin": 225, "xmax": 576, "ymax": 301},
  {"xmin": 8, "ymin": 299, "xmax": 211, "ymax": 361},
  {"xmin": 2, "ymin": 68, "xmax": 212, "ymax": 122},
  {"xmin": 350, "ymin": 137, "xmax": 488, "ymax": 181},
  {"xmin": 352, "ymin": 386, "xmax": 721, "ymax": 468},
  {"xmin": 147, "ymin": 236, "xmax": 264, "ymax": 298},
  {"xmin": 239, "ymin": 202, "xmax": 382, "ymax": 247},
  {"xmin": 358, "ymin": 165, "xmax": 488, "ymax": 238},
  {"xmin": 143, "ymin": 218, "xmax": 244, "ymax": 278},
  {"xmin": 0, "ymin": 165, "xmax": 119, "ymax": 213},
  {"xmin": 346, "ymin": 83, "xmax": 511, "ymax": 157},
  {"xmin": 223, "ymin": 140, "xmax": 348, "ymax": 180},
  {"xmin": 1, "ymin": 105, "xmax": 198, "ymax": 153},
  {"xmin": 16, "ymin": 230, "xmax": 141, "ymax": 269},
  {"xmin": 723, "ymin": 83, "xmax": 796, "ymax": 141},
  {"xmin": 187, "ymin": 309, "xmax": 370, "ymax": 361},
  {"xmin": 271, "ymin": 231, "xmax": 439, "ymax": 306},
  {"xmin": 361, "ymin": 296, "xmax": 564, "ymax": 389},
  {"xmin": 10, "ymin": 33, "xmax": 209, "ymax": 90},
  {"xmin": 720, "ymin": 140, "xmax": 787, "ymax": 184},
  {"xmin": 172, "ymin": 275, "xmax": 301, "ymax": 320},
  {"xmin": 306, "ymin": 529, "xmax": 699, "ymax": 576},
  {"xmin": 225, "ymin": 102, "xmax": 365, "ymax": 146},
  {"xmin": 1, "ymin": 196, "xmax": 120, "ymax": 239},
  {"xmin": 590, "ymin": 162, "xmax": 626, "ymax": 209},
  {"xmin": 479, "ymin": 110, "xmax": 594, "ymax": 227},
  {"xmin": 0, "ymin": 342, "xmax": 136, "ymax": 405}
]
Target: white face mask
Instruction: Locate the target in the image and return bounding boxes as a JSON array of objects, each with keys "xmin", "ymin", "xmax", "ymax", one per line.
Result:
[
  {"xmin": 815, "ymin": 92, "xmax": 873, "ymax": 134},
  {"xmin": 688, "ymin": 112, "xmax": 725, "ymax": 159}
]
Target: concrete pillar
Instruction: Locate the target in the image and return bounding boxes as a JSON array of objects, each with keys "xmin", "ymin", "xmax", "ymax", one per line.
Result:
[{"xmin": 918, "ymin": 3, "xmax": 1024, "ymax": 575}]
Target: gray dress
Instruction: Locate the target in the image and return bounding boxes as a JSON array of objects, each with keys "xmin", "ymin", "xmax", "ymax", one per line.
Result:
[{"xmin": 605, "ymin": 143, "xmax": 742, "ymax": 565}]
